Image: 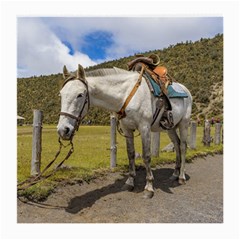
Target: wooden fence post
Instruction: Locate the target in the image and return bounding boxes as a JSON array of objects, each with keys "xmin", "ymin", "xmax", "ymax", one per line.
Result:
[
  {"xmin": 203, "ymin": 119, "xmax": 211, "ymax": 146},
  {"xmin": 151, "ymin": 132, "xmax": 160, "ymax": 157},
  {"xmin": 189, "ymin": 121, "xmax": 197, "ymax": 149},
  {"xmin": 110, "ymin": 114, "xmax": 117, "ymax": 168},
  {"xmin": 31, "ymin": 110, "xmax": 43, "ymax": 176},
  {"xmin": 214, "ymin": 123, "xmax": 222, "ymax": 145}
]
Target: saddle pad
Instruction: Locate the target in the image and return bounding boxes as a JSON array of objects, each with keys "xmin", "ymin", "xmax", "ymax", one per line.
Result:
[
  {"xmin": 144, "ymin": 73, "xmax": 188, "ymax": 98},
  {"xmin": 168, "ymin": 83, "xmax": 188, "ymax": 98}
]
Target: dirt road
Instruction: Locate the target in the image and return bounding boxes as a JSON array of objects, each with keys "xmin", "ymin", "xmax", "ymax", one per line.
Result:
[{"xmin": 18, "ymin": 154, "xmax": 223, "ymax": 223}]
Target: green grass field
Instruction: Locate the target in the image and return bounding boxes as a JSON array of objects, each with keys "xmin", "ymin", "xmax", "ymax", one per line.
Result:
[{"xmin": 17, "ymin": 125, "xmax": 223, "ymax": 200}]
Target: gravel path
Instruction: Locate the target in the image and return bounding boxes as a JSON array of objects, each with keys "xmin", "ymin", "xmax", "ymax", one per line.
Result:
[{"xmin": 18, "ymin": 154, "xmax": 223, "ymax": 223}]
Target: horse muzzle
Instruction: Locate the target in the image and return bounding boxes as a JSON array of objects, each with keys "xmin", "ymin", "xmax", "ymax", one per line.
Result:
[{"xmin": 57, "ymin": 125, "xmax": 75, "ymax": 140}]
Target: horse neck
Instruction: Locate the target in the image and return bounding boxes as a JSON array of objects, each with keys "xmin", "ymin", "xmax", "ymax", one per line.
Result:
[{"xmin": 87, "ymin": 73, "xmax": 138, "ymax": 112}]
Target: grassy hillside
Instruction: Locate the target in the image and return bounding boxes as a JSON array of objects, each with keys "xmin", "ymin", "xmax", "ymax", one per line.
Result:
[{"xmin": 17, "ymin": 34, "xmax": 223, "ymax": 124}]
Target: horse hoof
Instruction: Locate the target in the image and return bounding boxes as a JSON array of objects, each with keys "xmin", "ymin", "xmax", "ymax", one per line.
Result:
[
  {"xmin": 143, "ymin": 190, "xmax": 154, "ymax": 199},
  {"xmin": 178, "ymin": 178, "xmax": 186, "ymax": 185},
  {"xmin": 122, "ymin": 184, "xmax": 134, "ymax": 192},
  {"xmin": 169, "ymin": 175, "xmax": 178, "ymax": 181}
]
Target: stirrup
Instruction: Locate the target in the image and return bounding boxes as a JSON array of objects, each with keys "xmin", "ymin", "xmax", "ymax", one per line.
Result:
[{"xmin": 159, "ymin": 110, "xmax": 174, "ymax": 130}]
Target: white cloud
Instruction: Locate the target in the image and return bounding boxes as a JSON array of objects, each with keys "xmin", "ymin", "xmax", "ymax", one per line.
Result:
[
  {"xmin": 17, "ymin": 18, "xmax": 96, "ymax": 77},
  {"xmin": 41, "ymin": 17, "xmax": 222, "ymax": 59},
  {"xmin": 104, "ymin": 17, "xmax": 223, "ymax": 58}
]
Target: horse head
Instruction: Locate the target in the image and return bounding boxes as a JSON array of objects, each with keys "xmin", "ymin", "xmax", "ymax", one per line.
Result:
[{"xmin": 57, "ymin": 64, "xmax": 89, "ymax": 140}]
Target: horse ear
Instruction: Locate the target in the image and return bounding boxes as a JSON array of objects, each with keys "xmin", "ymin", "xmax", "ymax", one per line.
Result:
[
  {"xmin": 63, "ymin": 65, "xmax": 69, "ymax": 79},
  {"xmin": 77, "ymin": 64, "xmax": 86, "ymax": 80}
]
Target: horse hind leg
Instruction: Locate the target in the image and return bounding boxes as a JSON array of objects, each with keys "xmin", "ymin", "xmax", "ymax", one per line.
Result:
[
  {"xmin": 122, "ymin": 130, "xmax": 136, "ymax": 191},
  {"xmin": 167, "ymin": 129, "xmax": 181, "ymax": 181},
  {"xmin": 178, "ymin": 122, "xmax": 189, "ymax": 185}
]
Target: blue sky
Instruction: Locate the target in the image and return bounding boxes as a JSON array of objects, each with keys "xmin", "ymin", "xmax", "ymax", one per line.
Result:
[
  {"xmin": 17, "ymin": 17, "xmax": 223, "ymax": 77},
  {"xmin": 81, "ymin": 30, "xmax": 114, "ymax": 60}
]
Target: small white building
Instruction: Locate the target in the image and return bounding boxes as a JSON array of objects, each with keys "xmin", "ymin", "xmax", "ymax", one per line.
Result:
[
  {"xmin": 17, "ymin": 115, "xmax": 25, "ymax": 125},
  {"xmin": 17, "ymin": 115, "xmax": 25, "ymax": 120}
]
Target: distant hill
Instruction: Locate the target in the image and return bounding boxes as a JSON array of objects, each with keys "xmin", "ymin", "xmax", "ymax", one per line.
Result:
[{"xmin": 17, "ymin": 34, "xmax": 223, "ymax": 125}]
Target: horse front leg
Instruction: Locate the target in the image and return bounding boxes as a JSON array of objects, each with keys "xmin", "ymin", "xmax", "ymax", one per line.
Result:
[
  {"xmin": 122, "ymin": 131, "xmax": 136, "ymax": 191},
  {"xmin": 141, "ymin": 125, "xmax": 154, "ymax": 198}
]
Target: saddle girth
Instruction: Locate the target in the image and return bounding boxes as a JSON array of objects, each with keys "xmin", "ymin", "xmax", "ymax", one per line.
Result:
[{"xmin": 117, "ymin": 64, "xmax": 145, "ymax": 119}]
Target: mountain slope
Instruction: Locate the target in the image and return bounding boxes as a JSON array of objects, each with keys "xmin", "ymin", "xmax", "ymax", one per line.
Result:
[{"xmin": 17, "ymin": 34, "xmax": 223, "ymax": 124}]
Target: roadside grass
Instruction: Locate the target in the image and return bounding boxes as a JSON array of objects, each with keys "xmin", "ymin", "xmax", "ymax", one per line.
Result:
[{"xmin": 17, "ymin": 125, "xmax": 223, "ymax": 200}]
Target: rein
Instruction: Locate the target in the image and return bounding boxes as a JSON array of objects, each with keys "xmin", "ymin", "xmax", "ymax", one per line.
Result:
[{"xmin": 17, "ymin": 138, "xmax": 74, "ymax": 192}]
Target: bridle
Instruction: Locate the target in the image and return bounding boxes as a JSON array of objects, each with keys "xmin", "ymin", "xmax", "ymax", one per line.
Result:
[{"xmin": 59, "ymin": 75, "xmax": 90, "ymax": 133}]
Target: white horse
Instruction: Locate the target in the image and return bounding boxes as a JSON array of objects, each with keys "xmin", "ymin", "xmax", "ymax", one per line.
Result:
[{"xmin": 57, "ymin": 64, "xmax": 192, "ymax": 198}]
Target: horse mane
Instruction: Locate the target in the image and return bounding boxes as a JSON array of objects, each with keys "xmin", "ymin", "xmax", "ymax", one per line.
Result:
[{"xmin": 86, "ymin": 67, "xmax": 129, "ymax": 77}]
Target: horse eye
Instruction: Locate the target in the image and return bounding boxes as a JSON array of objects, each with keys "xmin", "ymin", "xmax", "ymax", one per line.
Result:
[{"xmin": 77, "ymin": 93, "xmax": 83, "ymax": 98}]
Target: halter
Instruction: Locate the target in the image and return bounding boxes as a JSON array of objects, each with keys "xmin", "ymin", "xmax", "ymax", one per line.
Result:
[{"xmin": 59, "ymin": 75, "xmax": 90, "ymax": 132}]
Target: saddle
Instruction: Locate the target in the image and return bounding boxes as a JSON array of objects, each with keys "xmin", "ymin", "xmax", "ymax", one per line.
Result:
[
  {"xmin": 128, "ymin": 54, "xmax": 172, "ymax": 94},
  {"xmin": 127, "ymin": 54, "xmax": 174, "ymax": 130},
  {"xmin": 153, "ymin": 66, "xmax": 168, "ymax": 85}
]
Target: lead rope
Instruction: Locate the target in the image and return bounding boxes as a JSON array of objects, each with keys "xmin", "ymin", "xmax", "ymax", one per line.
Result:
[
  {"xmin": 18, "ymin": 78, "xmax": 89, "ymax": 193},
  {"xmin": 17, "ymin": 137, "xmax": 74, "ymax": 192}
]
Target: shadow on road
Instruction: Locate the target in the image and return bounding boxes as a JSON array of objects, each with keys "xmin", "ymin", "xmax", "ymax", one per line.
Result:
[{"xmin": 66, "ymin": 167, "xmax": 190, "ymax": 214}]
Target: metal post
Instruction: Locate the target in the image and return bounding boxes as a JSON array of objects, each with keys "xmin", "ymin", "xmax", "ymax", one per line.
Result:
[
  {"xmin": 189, "ymin": 121, "xmax": 197, "ymax": 149},
  {"xmin": 110, "ymin": 114, "xmax": 117, "ymax": 168},
  {"xmin": 214, "ymin": 123, "xmax": 222, "ymax": 145},
  {"xmin": 151, "ymin": 132, "xmax": 160, "ymax": 157},
  {"xmin": 31, "ymin": 110, "xmax": 43, "ymax": 176}
]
